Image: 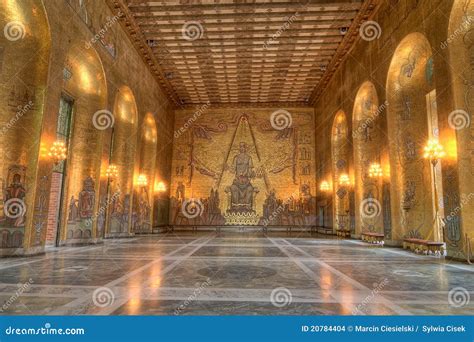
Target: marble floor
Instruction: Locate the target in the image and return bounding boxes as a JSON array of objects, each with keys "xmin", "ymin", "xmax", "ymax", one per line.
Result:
[{"xmin": 0, "ymin": 232, "xmax": 473, "ymax": 315}]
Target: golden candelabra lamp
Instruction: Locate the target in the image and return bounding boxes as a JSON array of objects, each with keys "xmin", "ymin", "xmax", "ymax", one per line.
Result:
[
  {"xmin": 155, "ymin": 181, "xmax": 166, "ymax": 193},
  {"xmin": 320, "ymin": 180, "xmax": 331, "ymax": 192},
  {"xmin": 423, "ymin": 139, "xmax": 446, "ymax": 166},
  {"xmin": 368, "ymin": 162, "xmax": 383, "ymax": 178},
  {"xmin": 338, "ymin": 174, "xmax": 350, "ymax": 186},
  {"xmin": 423, "ymin": 138, "xmax": 446, "ymax": 242},
  {"xmin": 136, "ymin": 174, "xmax": 148, "ymax": 188},
  {"xmin": 105, "ymin": 164, "xmax": 119, "ymax": 181},
  {"xmin": 48, "ymin": 140, "xmax": 67, "ymax": 164}
]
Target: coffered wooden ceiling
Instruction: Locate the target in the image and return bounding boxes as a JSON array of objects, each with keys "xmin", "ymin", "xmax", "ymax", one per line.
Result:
[{"xmin": 108, "ymin": 0, "xmax": 379, "ymax": 106}]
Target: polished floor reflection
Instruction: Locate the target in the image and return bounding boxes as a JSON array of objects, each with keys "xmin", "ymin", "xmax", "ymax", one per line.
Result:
[{"xmin": 0, "ymin": 232, "xmax": 473, "ymax": 315}]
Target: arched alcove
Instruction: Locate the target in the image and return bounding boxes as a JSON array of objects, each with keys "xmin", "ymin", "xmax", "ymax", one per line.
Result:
[
  {"xmin": 133, "ymin": 113, "xmax": 158, "ymax": 233},
  {"xmin": 352, "ymin": 81, "xmax": 386, "ymax": 236},
  {"xmin": 331, "ymin": 110, "xmax": 351, "ymax": 233},
  {"xmin": 445, "ymin": 0, "xmax": 474, "ymax": 257},
  {"xmin": 386, "ymin": 32, "xmax": 442, "ymax": 242},
  {"xmin": 58, "ymin": 42, "xmax": 107, "ymax": 244},
  {"xmin": 106, "ymin": 86, "xmax": 138, "ymax": 237},
  {"xmin": 0, "ymin": 0, "xmax": 51, "ymax": 251}
]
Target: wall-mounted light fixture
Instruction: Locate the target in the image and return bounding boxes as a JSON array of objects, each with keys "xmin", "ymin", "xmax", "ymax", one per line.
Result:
[
  {"xmin": 136, "ymin": 174, "xmax": 148, "ymax": 188},
  {"xmin": 105, "ymin": 164, "xmax": 119, "ymax": 181},
  {"xmin": 48, "ymin": 140, "xmax": 67, "ymax": 164},
  {"xmin": 368, "ymin": 162, "xmax": 383, "ymax": 178},
  {"xmin": 338, "ymin": 174, "xmax": 350, "ymax": 186}
]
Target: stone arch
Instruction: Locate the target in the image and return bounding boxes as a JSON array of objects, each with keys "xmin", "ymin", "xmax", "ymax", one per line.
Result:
[
  {"xmin": 386, "ymin": 32, "xmax": 442, "ymax": 242},
  {"xmin": 445, "ymin": 0, "xmax": 474, "ymax": 257},
  {"xmin": 352, "ymin": 81, "xmax": 387, "ymax": 236},
  {"xmin": 106, "ymin": 86, "xmax": 139, "ymax": 237},
  {"xmin": 132, "ymin": 113, "xmax": 158, "ymax": 233},
  {"xmin": 59, "ymin": 42, "xmax": 107, "ymax": 243},
  {"xmin": 0, "ymin": 0, "xmax": 51, "ymax": 251},
  {"xmin": 331, "ymin": 110, "xmax": 351, "ymax": 233}
]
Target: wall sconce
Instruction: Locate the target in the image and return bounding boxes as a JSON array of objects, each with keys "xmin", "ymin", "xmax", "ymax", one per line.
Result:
[
  {"xmin": 105, "ymin": 164, "xmax": 119, "ymax": 180},
  {"xmin": 136, "ymin": 174, "xmax": 148, "ymax": 188},
  {"xmin": 155, "ymin": 181, "xmax": 166, "ymax": 193},
  {"xmin": 320, "ymin": 181, "xmax": 331, "ymax": 192},
  {"xmin": 368, "ymin": 162, "xmax": 383, "ymax": 178},
  {"xmin": 338, "ymin": 174, "xmax": 350, "ymax": 186},
  {"xmin": 423, "ymin": 139, "xmax": 446, "ymax": 166},
  {"xmin": 48, "ymin": 140, "xmax": 67, "ymax": 164}
]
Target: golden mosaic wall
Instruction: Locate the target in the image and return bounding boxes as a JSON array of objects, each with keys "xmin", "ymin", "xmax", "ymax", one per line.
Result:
[
  {"xmin": 170, "ymin": 107, "xmax": 315, "ymax": 226},
  {"xmin": 314, "ymin": 0, "xmax": 473, "ymax": 259},
  {"xmin": 0, "ymin": 0, "xmax": 175, "ymax": 255}
]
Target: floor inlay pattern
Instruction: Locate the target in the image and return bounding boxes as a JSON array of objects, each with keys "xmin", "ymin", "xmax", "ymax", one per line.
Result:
[{"xmin": 0, "ymin": 232, "xmax": 472, "ymax": 315}]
